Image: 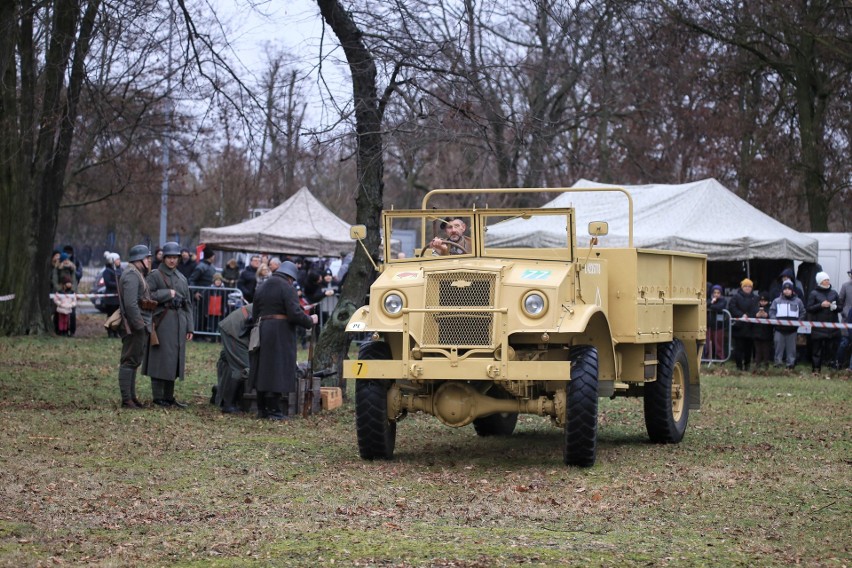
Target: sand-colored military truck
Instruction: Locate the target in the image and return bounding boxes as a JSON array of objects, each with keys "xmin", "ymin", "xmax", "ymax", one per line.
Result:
[{"xmin": 344, "ymin": 187, "xmax": 706, "ymax": 467}]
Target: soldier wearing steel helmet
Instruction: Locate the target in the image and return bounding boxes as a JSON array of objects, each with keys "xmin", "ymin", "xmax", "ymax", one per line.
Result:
[
  {"xmin": 248, "ymin": 260, "xmax": 317, "ymax": 420},
  {"xmin": 116, "ymin": 244, "xmax": 156, "ymax": 409},
  {"xmin": 144, "ymin": 241, "xmax": 194, "ymax": 408}
]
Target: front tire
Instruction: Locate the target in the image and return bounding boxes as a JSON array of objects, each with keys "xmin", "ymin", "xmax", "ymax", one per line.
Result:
[
  {"xmin": 644, "ymin": 339, "xmax": 690, "ymax": 443},
  {"xmin": 355, "ymin": 342, "xmax": 396, "ymax": 460},
  {"xmin": 564, "ymin": 345, "xmax": 599, "ymax": 467}
]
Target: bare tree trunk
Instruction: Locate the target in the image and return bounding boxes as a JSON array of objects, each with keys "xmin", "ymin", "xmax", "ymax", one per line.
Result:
[
  {"xmin": 0, "ymin": 0, "xmax": 100, "ymax": 335},
  {"xmin": 313, "ymin": 0, "xmax": 385, "ymax": 391}
]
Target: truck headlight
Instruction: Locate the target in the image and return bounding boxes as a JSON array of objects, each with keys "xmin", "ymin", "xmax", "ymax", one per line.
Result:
[
  {"xmin": 382, "ymin": 291, "xmax": 405, "ymax": 316},
  {"xmin": 522, "ymin": 291, "xmax": 547, "ymax": 318}
]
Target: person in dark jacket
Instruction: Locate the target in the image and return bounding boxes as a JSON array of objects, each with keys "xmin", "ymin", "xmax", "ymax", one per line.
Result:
[
  {"xmin": 144, "ymin": 241, "xmax": 194, "ymax": 407},
  {"xmin": 248, "ymin": 261, "xmax": 317, "ymax": 420},
  {"xmin": 768, "ymin": 267, "xmax": 804, "ymax": 301},
  {"xmin": 177, "ymin": 248, "xmax": 197, "ymax": 279},
  {"xmin": 806, "ymin": 271, "xmax": 840, "ymax": 374},
  {"xmin": 238, "ymin": 255, "xmax": 261, "ymax": 302},
  {"xmin": 706, "ymin": 284, "xmax": 728, "ymax": 360},
  {"xmin": 102, "ymin": 252, "xmax": 123, "ymax": 337},
  {"xmin": 222, "ymin": 258, "xmax": 240, "ymax": 289},
  {"xmin": 753, "ymin": 293, "xmax": 773, "ymax": 369},
  {"xmin": 727, "ymin": 278, "xmax": 759, "ymax": 371},
  {"xmin": 189, "ymin": 250, "xmax": 217, "ymax": 335}
]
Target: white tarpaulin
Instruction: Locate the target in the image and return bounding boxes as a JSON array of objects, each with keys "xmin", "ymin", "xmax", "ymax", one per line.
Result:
[
  {"xmin": 199, "ymin": 187, "xmax": 354, "ymax": 256},
  {"xmin": 484, "ymin": 179, "xmax": 818, "ymax": 262}
]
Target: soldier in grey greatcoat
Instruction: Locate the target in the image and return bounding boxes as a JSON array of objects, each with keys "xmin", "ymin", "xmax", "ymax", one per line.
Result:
[
  {"xmin": 116, "ymin": 245, "xmax": 154, "ymax": 409},
  {"xmin": 144, "ymin": 241, "xmax": 194, "ymax": 407},
  {"xmin": 215, "ymin": 303, "xmax": 253, "ymax": 413}
]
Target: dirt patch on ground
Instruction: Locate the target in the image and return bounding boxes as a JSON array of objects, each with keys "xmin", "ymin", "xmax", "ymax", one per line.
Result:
[{"xmin": 74, "ymin": 313, "xmax": 110, "ymax": 339}]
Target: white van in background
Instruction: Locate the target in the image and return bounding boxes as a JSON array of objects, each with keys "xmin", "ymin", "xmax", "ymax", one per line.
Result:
[{"xmin": 804, "ymin": 233, "xmax": 852, "ymax": 287}]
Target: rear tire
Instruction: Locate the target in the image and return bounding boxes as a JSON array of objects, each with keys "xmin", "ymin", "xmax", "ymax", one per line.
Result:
[
  {"xmin": 473, "ymin": 387, "xmax": 518, "ymax": 436},
  {"xmin": 355, "ymin": 342, "xmax": 396, "ymax": 460},
  {"xmin": 644, "ymin": 339, "xmax": 690, "ymax": 443},
  {"xmin": 563, "ymin": 345, "xmax": 599, "ymax": 467}
]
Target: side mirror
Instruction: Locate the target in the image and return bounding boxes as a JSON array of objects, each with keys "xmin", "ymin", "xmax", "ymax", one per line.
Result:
[
  {"xmin": 350, "ymin": 225, "xmax": 367, "ymax": 240},
  {"xmin": 588, "ymin": 221, "xmax": 609, "ymax": 237}
]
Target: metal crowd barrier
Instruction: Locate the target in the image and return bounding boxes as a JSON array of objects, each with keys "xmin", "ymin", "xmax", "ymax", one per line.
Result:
[
  {"xmin": 188, "ymin": 286, "xmax": 244, "ymax": 337},
  {"xmin": 702, "ymin": 308, "xmax": 732, "ymax": 364}
]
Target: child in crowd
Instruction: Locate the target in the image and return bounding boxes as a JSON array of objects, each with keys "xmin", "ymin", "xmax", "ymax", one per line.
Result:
[
  {"xmin": 752, "ymin": 293, "xmax": 773, "ymax": 369},
  {"xmin": 706, "ymin": 284, "xmax": 727, "ymax": 360},
  {"xmin": 53, "ymin": 276, "xmax": 77, "ymax": 336},
  {"xmin": 770, "ymin": 281, "xmax": 805, "ymax": 369}
]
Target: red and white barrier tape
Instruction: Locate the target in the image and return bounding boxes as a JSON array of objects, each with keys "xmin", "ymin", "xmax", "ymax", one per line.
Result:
[
  {"xmin": 49, "ymin": 293, "xmax": 118, "ymax": 299},
  {"xmin": 738, "ymin": 316, "xmax": 852, "ymax": 329}
]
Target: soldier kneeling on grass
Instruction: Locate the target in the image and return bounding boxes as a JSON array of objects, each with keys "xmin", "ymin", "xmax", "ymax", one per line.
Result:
[{"xmin": 215, "ymin": 303, "xmax": 254, "ymax": 414}]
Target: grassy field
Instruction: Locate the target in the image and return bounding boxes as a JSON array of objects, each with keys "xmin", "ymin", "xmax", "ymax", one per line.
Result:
[{"xmin": 0, "ymin": 315, "xmax": 849, "ymax": 567}]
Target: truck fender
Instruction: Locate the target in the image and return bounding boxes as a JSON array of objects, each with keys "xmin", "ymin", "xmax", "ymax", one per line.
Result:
[{"xmin": 557, "ymin": 305, "xmax": 617, "ymax": 383}]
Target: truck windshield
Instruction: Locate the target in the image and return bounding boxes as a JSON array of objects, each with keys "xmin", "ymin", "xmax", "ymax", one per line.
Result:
[{"xmin": 385, "ymin": 209, "xmax": 574, "ymax": 262}]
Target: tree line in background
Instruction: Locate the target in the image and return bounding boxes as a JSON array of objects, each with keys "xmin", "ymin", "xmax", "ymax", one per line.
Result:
[{"xmin": 1, "ymin": 0, "xmax": 849, "ymax": 335}]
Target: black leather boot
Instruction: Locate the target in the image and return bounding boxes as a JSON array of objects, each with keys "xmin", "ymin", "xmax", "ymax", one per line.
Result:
[
  {"xmin": 266, "ymin": 393, "xmax": 288, "ymax": 421},
  {"xmin": 163, "ymin": 380, "xmax": 187, "ymax": 408}
]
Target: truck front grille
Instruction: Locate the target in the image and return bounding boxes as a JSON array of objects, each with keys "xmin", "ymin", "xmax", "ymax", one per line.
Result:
[{"xmin": 423, "ymin": 272, "xmax": 497, "ymax": 347}]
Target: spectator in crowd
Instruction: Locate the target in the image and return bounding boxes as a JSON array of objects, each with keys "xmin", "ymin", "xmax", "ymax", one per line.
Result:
[
  {"xmin": 303, "ymin": 269, "xmax": 325, "ymax": 306},
  {"xmin": 752, "ymin": 293, "xmax": 773, "ymax": 370},
  {"xmin": 177, "ymin": 248, "xmax": 196, "ymax": 279},
  {"xmin": 770, "ymin": 281, "xmax": 805, "ymax": 369},
  {"xmin": 53, "ymin": 276, "xmax": 77, "ymax": 336},
  {"xmin": 238, "ymin": 255, "xmax": 261, "ymax": 302},
  {"xmin": 268, "ymin": 257, "xmax": 281, "ymax": 273},
  {"xmin": 222, "ymin": 258, "xmax": 240, "ymax": 289},
  {"xmin": 294, "ymin": 257, "xmax": 307, "ymax": 289},
  {"xmin": 145, "ymin": 241, "xmax": 194, "ymax": 408},
  {"xmin": 207, "ymin": 273, "xmax": 226, "ymax": 321},
  {"xmin": 768, "ymin": 267, "xmax": 804, "ymax": 301},
  {"xmin": 318, "ymin": 268, "xmax": 340, "ymax": 326},
  {"xmin": 255, "ymin": 262, "xmax": 271, "ymax": 289},
  {"xmin": 248, "ymin": 261, "xmax": 317, "ymax": 420},
  {"xmin": 706, "ymin": 284, "xmax": 728, "ymax": 360},
  {"xmin": 116, "ymin": 244, "xmax": 154, "ymax": 409},
  {"xmin": 152, "ymin": 247, "xmax": 164, "ymax": 270},
  {"xmin": 728, "ymin": 278, "xmax": 759, "ymax": 372},
  {"xmin": 62, "ymin": 244, "xmax": 83, "ymax": 284},
  {"xmin": 189, "ymin": 250, "xmax": 217, "ymax": 336},
  {"xmin": 806, "ymin": 272, "xmax": 840, "ymax": 375},
  {"xmin": 189, "ymin": 249, "xmax": 216, "ymax": 288},
  {"xmin": 293, "ymin": 282, "xmax": 311, "ymax": 349},
  {"xmin": 52, "ymin": 252, "xmax": 79, "ymax": 335},
  {"xmin": 337, "ymin": 250, "xmax": 354, "ymax": 287},
  {"xmin": 103, "ymin": 252, "xmax": 123, "ymax": 338},
  {"xmin": 52, "ymin": 252, "xmax": 78, "ymax": 292},
  {"xmin": 49, "ymin": 250, "xmax": 62, "ymax": 333},
  {"xmin": 216, "ymin": 303, "xmax": 253, "ymax": 414},
  {"xmin": 833, "ymin": 268, "xmax": 852, "ymax": 370}
]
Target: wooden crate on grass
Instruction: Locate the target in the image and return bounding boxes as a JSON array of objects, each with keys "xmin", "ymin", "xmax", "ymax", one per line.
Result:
[{"xmin": 320, "ymin": 387, "xmax": 342, "ymax": 411}]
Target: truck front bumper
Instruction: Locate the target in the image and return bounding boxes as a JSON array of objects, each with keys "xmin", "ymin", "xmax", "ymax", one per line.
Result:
[{"xmin": 343, "ymin": 358, "xmax": 571, "ymax": 382}]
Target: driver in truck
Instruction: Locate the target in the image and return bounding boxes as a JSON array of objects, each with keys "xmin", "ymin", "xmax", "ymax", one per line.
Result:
[{"xmin": 429, "ymin": 217, "xmax": 471, "ymax": 255}]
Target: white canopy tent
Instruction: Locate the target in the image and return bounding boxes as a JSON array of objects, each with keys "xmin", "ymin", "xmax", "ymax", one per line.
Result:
[
  {"xmin": 484, "ymin": 179, "xmax": 818, "ymax": 262},
  {"xmin": 200, "ymin": 187, "xmax": 354, "ymax": 257}
]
